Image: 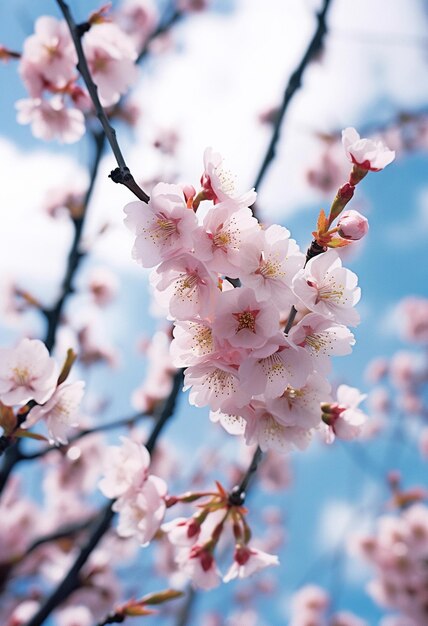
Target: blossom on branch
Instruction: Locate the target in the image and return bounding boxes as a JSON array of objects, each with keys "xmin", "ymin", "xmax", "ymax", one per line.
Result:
[
  {"xmin": 0, "ymin": 338, "xmax": 58, "ymax": 406},
  {"xmin": 342, "ymin": 127, "xmax": 395, "ymax": 172}
]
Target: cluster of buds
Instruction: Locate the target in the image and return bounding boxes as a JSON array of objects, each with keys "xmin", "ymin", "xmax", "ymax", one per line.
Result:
[
  {"xmin": 162, "ymin": 481, "xmax": 279, "ymax": 590},
  {"xmin": 0, "ymin": 339, "xmax": 84, "ymax": 445},
  {"xmin": 98, "ymin": 437, "xmax": 278, "ymax": 589}
]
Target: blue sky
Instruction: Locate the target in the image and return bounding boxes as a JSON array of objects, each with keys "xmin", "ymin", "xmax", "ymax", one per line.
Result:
[{"xmin": 1, "ymin": 1, "xmax": 428, "ymax": 624}]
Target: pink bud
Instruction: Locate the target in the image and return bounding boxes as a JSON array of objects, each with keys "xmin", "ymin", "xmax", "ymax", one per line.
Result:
[{"xmin": 337, "ymin": 209, "xmax": 369, "ymax": 241}]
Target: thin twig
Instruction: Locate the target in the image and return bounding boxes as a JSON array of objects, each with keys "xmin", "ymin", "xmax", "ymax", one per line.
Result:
[
  {"xmin": 24, "ymin": 515, "xmax": 97, "ymax": 557},
  {"xmin": 56, "ymin": 0, "xmax": 149, "ymax": 203},
  {"xmin": 20, "ymin": 410, "xmax": 149, "ymax": 461},
  {"xmin": 253, "ymin": 0, "xmax": 333, "ymax": 192},
  {"xmin": 137, "ymin": 9, "xmax": 182, "ymax": 64}
]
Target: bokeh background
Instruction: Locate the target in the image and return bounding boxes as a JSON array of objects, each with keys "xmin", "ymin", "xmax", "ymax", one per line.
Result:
[{"xmin": 1, "ymin": 0, "xmax": 428, "ymax": 624}]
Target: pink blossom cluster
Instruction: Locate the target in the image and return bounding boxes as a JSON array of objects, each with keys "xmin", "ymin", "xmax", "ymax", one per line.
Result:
[
  {"xmin": 16, "ymin": 13, "xmax": 138, "ymax": 142},
  {"xmin": 289, "ymin": 584, "xmax": 368, "ymax": 626},
  {"xmin": 351, "ymin": 503, "xmax": 428, "ymax": 625},
  {"xmin": 124, "ymin": 147, "xmax": 369, "ymax": 454},
  {"xmin": 99, "ymin": 437, "xmax": 167, "ymax": 545},
  {"xmin": 0, "ymin": 338, "xmax": 84, "ymax": 444}
]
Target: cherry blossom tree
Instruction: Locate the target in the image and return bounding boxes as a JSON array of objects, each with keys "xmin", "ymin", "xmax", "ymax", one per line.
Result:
[{"xmin": 0, "ymin": 1, "xmax": 427, "ymax": 625}]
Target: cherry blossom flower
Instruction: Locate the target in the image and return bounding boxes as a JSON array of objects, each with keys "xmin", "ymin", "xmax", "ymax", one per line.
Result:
[
  {"xmin": 201, "ymin": 147, "xmax": 256, "ymax": 207},
  {"xmin": 16, "ymin": 97, "xmax": 85, "ymax": 143},
  {"xmin": 162, "ymin": 516, "xmax": 202, "ymax": 547},
  {"xmin": 342, "ymin": 127, "xmax": 395, "ymax": 172},
  {"xmin": 98, "ymin": 437, "xmax": 151, "ymax": 498},
  {"xmin": 83, "ymin": 22, "xmax": 138, "ymax": 107},
  {"xmin": 194, "ymin": 202, "xmax": 260, "ymax": 277},
  {"xmin": 22, "ymin": 380, "xmax": 85, "ymax": 445},
  {"xmin": 0, "ymin": 338, "xmax": 58, "ymax": 405},
  {"xmin": 223, "ymin": 545, "xmax": 279, "ymax": 582},
  {"xmin": 238, "ymin": 224, "xmax": 304, "ymax": 309},
  {"xmin": 171, "ymin": 320, "xmax": 215, "ymax": 367},
  {"xmin": 124, "ymin": 183, "xmax": 199, "ymax": 268},
  {"xmin": 288, "ymin": 312, "xmax": 355, "ymax": 374},
  {"xmin": 238, "ymin": 339, "xmax": 312, "ymax": 399},
  {"xmin": 152, "ymin": 254, "xmax": 217, "ymax": 320},
  {"xmin": 212, "ymin": 286, "xmax": 280, "ymax": 350},
  {"xmin": 322, "ymin": 384, "xmax": 368, "ymax": 443},
  {"xmin": 338, "ymin": 209, "xmax": 369, "ymax": 241},
  {"xmin": 243, "ymin": 401, "xmax": 314, "ymax": 454},
  {"xmin": 292, "ymin": 249, "xmax": 361, "ymax": 326},
  {"xmin": 113, "ymin": 475, "xmax": 167, "ymax": 546},
  {"xmin": 20, "ymin": 16, "xmax": 77, "ymax": 95},
  {"xmin": 209, "ymin": 409, "xmax": 246, "ymax": 435},
  {"xmin": 176, "ymin": 545, "xmax": 222, "ymax": 590},
  {"xmin": 268, "ymin": 373, "xmax": 332, "ymax": 429},
  {"xmin": 184, "ymin": 359, "xmax": 248, "ymax": 412}
]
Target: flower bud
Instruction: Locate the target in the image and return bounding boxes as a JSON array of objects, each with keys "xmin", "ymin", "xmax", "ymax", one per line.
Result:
[{"xmin": 337, "ymin": 210, "xmax": 369, "ymax": 241}]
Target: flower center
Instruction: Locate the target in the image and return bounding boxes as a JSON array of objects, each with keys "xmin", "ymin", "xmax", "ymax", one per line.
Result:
[
  {"xmin": 151, "ymin": 213, "xmax": 178, "ymax": 241},
  {"xmin": 13, "ymin": 367, "xmax": 30, "ymax": 386},
  {"xmin": 256, "ymin": 253, "xmax": 283, "ymax": 279},
  {"xmin": 232, "ymin": 309, "xmax": 259, "ymax": 333}
]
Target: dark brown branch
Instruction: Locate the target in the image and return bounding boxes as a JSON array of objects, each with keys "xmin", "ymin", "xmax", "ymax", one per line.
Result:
[
  {"xmin": 228, "ymin": 446, "xmax": 263, "ymax": 506},
  {"xmin": 24, "ymin": 515, "xmax": 97, "ymax": 558},
  {"xmin": 25, "ymin": 369, "xmax": 184, "ymax": 626},
  {"xmin": 0, "ymin": 131, "xmax": 105, "ymax": 477},
  {"xmin": 56, "ymin": 0, "xmax": 149, "ymax": 203},
  {"xmin": 137, "ymin": 9, "xmax": 182, "ymax": 65},
  {"xmin": 253, "ymin": 0, "xmax": 333, "ymax": 192}
]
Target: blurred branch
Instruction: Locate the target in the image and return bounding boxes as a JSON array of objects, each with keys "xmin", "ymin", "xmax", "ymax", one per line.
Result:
[
  {"xmin": 25, "ymin": 369, "xmax": 184, "ymax": 626},
  {"xmin": 175, "ymin": 587, "xmax": 197, "ymax": 626},
  {"xmin": 137, "ymin": 7, "xmax": 183, "ymax": 64},
  {"xmin": 0, "ymin": 130, "xmax": 105, "ymax": 486},
  {"xmin": 24, "ymin": 514, "xmax": 97, "ymax": 557},
  {"xmin": 253, "ymin": 0, "xmax": 333, "ymax": 192},
  {"xmin": 20, "ymin": 410, "xmax": 150, "ymax": 461}
]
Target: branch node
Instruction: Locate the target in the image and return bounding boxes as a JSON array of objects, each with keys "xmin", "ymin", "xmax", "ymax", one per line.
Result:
[
  {"xmin": 228, "ymin": 486, "xmax": 246, "ymax": 506},
  {"xmin": 76, "ymin": 21, "xmax": 91, "ymax": 37}
]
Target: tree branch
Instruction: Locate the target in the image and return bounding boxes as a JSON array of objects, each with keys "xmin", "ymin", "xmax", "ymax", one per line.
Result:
[
  {"xmin": 24, "ymin": 369, "xmax": 184, "ymax": 626},
  {"xmin": 56, "ymin": 0, "xmax": 149, "ymax": 203},
  {"xmin": 253, "ymin": 0, "xmax": 333, "ymax": 192},
  {"xmin": 20, "ymin": 410, "xmax": 149, "ymax": 461}
]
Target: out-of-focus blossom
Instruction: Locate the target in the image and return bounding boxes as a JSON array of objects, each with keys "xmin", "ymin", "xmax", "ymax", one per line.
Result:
[
  {"xmin": 83, "ymin": 23, "xmax": 138, "ymax": 107},
  {"xmin": 223, "ymin": 545, "xmax": 279, "ymax": 582},
  {"xmin": 22, "ymin": 380, "xmax": 85, "ymax": 444},
  {"xmin": 0, "ymin": 337, "xmax": 58, "ymax": 405},
  {"xmin": 16, "ymin": 97, "xmax": 85, "ymax": 143}
]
